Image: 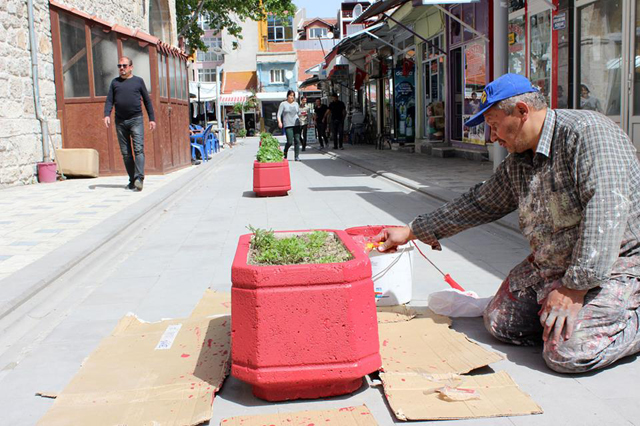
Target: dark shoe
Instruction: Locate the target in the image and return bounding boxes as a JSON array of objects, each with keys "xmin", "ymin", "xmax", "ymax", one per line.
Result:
[
  {"xmin": 333, "ymin": 146, "xmax": 338, "ymax": 149},
  {"xmin": 301, "ymin": 148, "xmax": 306, "ymax": 151},
  {"xmin": 125, "ymin": 183, "xmax": 135, "ymax": 190},
  {"xmin": 134, "ymin": 178, "xmax": 143, "ymax": 191},
  {"xmin": 340, "ymin": 147, "xmax": 344, "ymax": 150},
  {"xmin": 295, "ymin": 157, "xmax": 300, "ymax": 161}
]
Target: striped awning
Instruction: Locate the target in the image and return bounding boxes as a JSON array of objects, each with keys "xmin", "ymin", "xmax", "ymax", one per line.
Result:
[{"xmin": 219, "ymin": 94, "xmax": 247, "ymax": 106}]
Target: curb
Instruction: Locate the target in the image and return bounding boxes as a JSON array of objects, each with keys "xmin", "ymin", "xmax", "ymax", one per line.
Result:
[
  {"xmin": 316, "ymin": 147, "xmax": 521, "ymax": 234},
  {"xmin": 0, "ymin": 149, "xmax": 233, "ymax": 321}
]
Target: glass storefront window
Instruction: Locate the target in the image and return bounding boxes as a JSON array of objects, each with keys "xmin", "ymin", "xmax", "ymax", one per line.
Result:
[
  {"xmin": 91, "ymin": 28, "xmax": 117, "ymax": 97},
  {"xmin": 123, "ymin": 39, "xmax": 152, "ymax": 94},
  {"xmin": 450, "ymin": 6, "xmax": 463, "ymax": 46},
  {"xmin": 423, "ymin": 34, "xmax": 445, "ymax": 142},
  {"xmin": 462, "ymin": 3, "xmax": 476, "ymax": 42},
  {"xmin": 170, "ymin": 56, "xmax": 177, "ymax": 99},
  {"xmin": 578, "ymin": 0, "xmax": 622, "ymax": 116},
  {"xmin": 530, "ymin": 10, "xmax": 552, "ymax": 105},
  {"xmin": 509, "ymin": 0, "xmax": 525, "ymax": 14},
  {"xmin": 462, "ymin": 40, "xmax": 486, "ymax": 145},
  {"xmin": 635, "ymin": 0, "xmax": 640, "ymax": 114},
  {"xmin": 59, "ymin": 13, "xmax": 90, "ymax": 98},
  {"xmin": 508, "ymin": 16, "xmax": 526, "ymax": 76},
  {"xmin": 158, "ymin": 54, "xmax": 167, "ymax": 97},
  {"xmin": 184, "ymin": 63, "xmax": 189, "ymax": 101}
]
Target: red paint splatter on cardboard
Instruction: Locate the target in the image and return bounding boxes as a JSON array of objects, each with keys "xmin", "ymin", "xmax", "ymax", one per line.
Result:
[{"xmin": 181, "ymin": 353, "xmax": 190, "ymax": 358}]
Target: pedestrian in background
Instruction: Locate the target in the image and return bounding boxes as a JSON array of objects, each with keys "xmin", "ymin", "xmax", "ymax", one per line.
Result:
[
  {"xmin": 277, "ymin": 90, "xmax": 301, "ymax": 161},
  {"xmin": 314, "ymin": 98, "xmax": 329, "ymax": 149},
  {"xmin": 103, "ymin": 56, "xmax": 155, "ymax": 191},
  {"xmin": 325, "ymin": 93, "xmax": 346, "ymax": 150},
  {"xmin": 298, "ymin": 96, "xmax": 311, "ymax": 151}
]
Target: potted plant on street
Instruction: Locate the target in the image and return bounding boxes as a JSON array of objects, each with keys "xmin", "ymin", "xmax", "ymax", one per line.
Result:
[
  {"xmin": 231, "ymin": 226, "xmax": 381, "ymax": 401},
  {"xmin": 253, "ymin": 133, "xmax": 291, "ymax": 197}
]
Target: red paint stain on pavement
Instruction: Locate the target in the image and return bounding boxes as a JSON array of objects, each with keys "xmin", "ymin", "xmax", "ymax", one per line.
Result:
[
  {"xmin": 382, "ymin": 339, "xmax": 389, "ymax": 346},
  {"xmin": 401, "ymin": 378, "xmax": 406, "ymax": 382},
  {"xmin": 188, "ymin": 395, "xmax": 193, "ymax": 398},
  {"xmin": 181, "ymin": 353, "xmax": 190, "ymax": 358},
  {"xmin": 207, "ymin": 339, "xmax": 213, "ymax": 348}
]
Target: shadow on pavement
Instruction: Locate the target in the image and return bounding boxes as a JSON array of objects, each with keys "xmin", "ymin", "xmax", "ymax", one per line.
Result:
[{"xmin": 88, "ymin": 184, "xmax": 127, "ymax": 190}]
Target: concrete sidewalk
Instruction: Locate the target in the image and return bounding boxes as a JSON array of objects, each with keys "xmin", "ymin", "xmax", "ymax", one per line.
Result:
[
  {"xmin": 314, "ymin": 142, "xmax": 520, "ymax": 232},
  {"xmin": 0, "ymin": 136, "xmax": 638, "ymax": 426}
]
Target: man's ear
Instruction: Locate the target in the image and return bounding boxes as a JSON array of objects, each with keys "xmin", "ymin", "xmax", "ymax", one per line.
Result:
[{"xmin": 515, "ymin": 101, "xmax": 530, "ymax": 121}]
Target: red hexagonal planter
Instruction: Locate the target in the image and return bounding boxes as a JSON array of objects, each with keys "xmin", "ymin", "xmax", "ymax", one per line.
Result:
[
  {"xmin": 231, "ymin": 229, "xmax": 381, "ymax": 401},
  {"xmin": 253, "ymin": 160, "xmax": 291, "ymax": 197}
]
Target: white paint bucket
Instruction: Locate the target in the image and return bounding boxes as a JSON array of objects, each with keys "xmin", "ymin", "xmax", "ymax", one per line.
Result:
[
  {"xmin": 369, "ymin": 243, "xmax": 414, "ymax": 306},
  {"xmin": 345, "ymin": 225, "xmax": 415, "ymax": 306}
]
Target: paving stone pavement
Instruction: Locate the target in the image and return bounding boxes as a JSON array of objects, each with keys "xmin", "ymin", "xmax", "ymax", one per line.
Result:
[
  {"xmin": 0, "ymin": 166, "xmax": 193, "ymax": 281},
  {"xmin": 0, "ymin": 137, "xmax": 638, "ymax": 426}
]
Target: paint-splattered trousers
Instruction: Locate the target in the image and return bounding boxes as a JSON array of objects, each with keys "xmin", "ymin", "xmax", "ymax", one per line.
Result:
[{"xmin": 483, "ymin": 260, "xmax": 640, "ymax": 373}]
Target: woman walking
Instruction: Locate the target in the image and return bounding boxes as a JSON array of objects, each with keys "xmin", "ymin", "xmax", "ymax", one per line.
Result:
[{"xmin": 277, "ymin": 90, "xmax": 301, "ymax": 161}]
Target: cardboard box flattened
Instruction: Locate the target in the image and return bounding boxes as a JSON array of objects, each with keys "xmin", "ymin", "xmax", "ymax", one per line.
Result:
[
  {"xmin": 220, "ymin": 404, "xmax": 379, "ymax": 426},
  {"xmin": 378, "ymin": 311, "xmax": 503, "ymax": 375},
  {"xmin": 380, "ymin": 371, "xmax": 543, "ymax": 420},
  {"xmin": 37, "ymin": 312, "xmax": 231, "ymax": 426}
]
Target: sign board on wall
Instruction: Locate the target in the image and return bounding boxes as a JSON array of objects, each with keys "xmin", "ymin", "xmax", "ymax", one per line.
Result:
[{"xmin": 553, "ymin": 12, "xmax": 567, "ymax": 31}]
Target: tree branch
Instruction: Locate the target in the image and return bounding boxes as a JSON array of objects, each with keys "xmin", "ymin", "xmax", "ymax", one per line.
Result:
[{"xmin": 178, "ymin": 0, "xmax": 207, "ymax": 39}]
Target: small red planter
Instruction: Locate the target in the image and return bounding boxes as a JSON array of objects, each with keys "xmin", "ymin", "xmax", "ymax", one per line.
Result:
[
  {"xmin": 253, "ymin": 160, "xmax": 291, "ymax": 197},
  {"xmin": 231, "ymin": 229, "xmax": 381, "ymax": 401}
]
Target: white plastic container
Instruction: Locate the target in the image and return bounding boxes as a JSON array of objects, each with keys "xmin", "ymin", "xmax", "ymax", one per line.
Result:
[{"xmin": 369, "ymin": 243, "xmax": 414, "ymax": 306}]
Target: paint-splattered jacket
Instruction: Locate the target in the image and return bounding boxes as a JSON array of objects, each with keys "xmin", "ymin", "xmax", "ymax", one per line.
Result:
[{"xmin": 411, "ymin": 109, "xmax": 640, "ymax": 296}]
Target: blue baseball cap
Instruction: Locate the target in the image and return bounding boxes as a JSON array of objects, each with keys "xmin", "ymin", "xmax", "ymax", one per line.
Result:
[{"xmin": 465, "ymin": 73, "xmax": 539, "ymax": 127}]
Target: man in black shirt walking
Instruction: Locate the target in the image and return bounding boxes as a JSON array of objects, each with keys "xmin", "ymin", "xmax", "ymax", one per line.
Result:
[
  {"xmin": 104, "ymin": 56, "xmax": 155, "ymax": 191},
  {"xmin": 325, "ymin": 94, "xmax": 346, "ymax": 150},
  {"xmin": 313, "ymin": 98, "xmax": 329, "ymax": 149}
]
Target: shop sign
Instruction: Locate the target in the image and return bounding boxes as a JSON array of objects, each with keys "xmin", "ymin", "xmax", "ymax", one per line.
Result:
[
  {"xmin": 394, "ymin": 67, "xmax": 415, "ymax": 142},
  {"xmin": 553, "ymin": 12, "xmax": 567, "ymax": 31}
]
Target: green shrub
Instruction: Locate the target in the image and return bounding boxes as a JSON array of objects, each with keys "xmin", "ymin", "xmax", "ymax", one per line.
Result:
[
  {"xmin": 257, "ymin": 132, "xmax": 284, "ymax": 163},
  {"xmin": 247, "ymin": 226, "xmax": 353, "ymax": 265},
  {"xmin": 238, "ymin": 128, "xmax": 247, "ymax": 138}
]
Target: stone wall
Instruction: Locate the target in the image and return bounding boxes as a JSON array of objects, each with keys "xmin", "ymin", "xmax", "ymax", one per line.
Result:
[{"xmin": 0, "ymin": 0, "xmax": 176, "ymax": 188}]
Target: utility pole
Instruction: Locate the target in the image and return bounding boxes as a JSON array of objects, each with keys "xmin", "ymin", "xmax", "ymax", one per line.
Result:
[
  {"xmin": 216, "ymin": 65, "xmax": 225, "ymax": 144},
  {"xmin": 493, "ymin": 0, "xmax": 508, "ymax": 170}
]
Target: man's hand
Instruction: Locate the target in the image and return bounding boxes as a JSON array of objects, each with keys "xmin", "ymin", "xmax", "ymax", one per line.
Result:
[
  {"xmin": 278, "ymin": 121, "xmax": 283, "ymax": 129},
  {"xmin": 149, "ymin": 121, "xmax": 156, "ymax": 131},
  {"xmin": 374, "ymin": 226, "xmax": 415, "ymax": 253},
  {"xmin": 539, "ymin": 285, "xmax": 588, "ymax": 348},
  {"xmin": 103, "ymin": 116, "xmax": 110, "ymax": 128}
]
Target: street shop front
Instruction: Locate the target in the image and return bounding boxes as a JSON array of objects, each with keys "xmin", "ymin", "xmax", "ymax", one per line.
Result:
[{"xmin": 49, "ymin": 1, "xmax": 191, "ymax": 176}]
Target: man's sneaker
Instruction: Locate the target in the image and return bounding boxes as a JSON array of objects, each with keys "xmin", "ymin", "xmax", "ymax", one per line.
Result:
[
  {"xmin": 134, "ymin": 178, "xmax": 144, "ymax": 191},
  {"xmin": 125, "ymin": 183, "xmax": 135, "ymax": 190}
]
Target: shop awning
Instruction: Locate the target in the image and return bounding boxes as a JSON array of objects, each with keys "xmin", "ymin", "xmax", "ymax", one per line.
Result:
[
  {"xmin": 323, "ymin": 22, "xmax": 388, "ymax": 77},
  {"xmin": 256, "ymin": 92, "xmax": 288, "ymax": 101},
  {"xmin": 353, "ymin": 0, "xmax": 409, "ymax": 24},
  {"xmin": 299, "ymin": 76, "xmax": 321, "ymax": 89},
  {"xmin": 219, "ymin": 94, "xmax": 248, "ymax": 106},
  {"xmin": 189, "ymin": 82, "xmax": 217, "ymax": 102}
]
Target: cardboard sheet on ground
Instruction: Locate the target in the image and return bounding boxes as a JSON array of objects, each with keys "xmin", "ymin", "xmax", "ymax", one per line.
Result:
[
  {"xmin": 380, "ymin": 371, "xmax": 543, "ymax": 420},
  {"xmin": 221, "ymin": 404, "xmax": 379, "ymax": 425},
  {"xmin": 190, "ymin": 289, "xmax": 231, "ymax": 317},
  {"xmin": 37, "ymin": 291, "xmax": 231, "ymax": 426},
  {"xmin": 378, "ymin": 307, "xmax": 502, "ymax": 374}
]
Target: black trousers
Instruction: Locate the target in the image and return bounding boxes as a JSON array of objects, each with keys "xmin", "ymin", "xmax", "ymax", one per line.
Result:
[
  {"xmin": 331, "ymin": 119, "xmax": 344, "ymax": 149},
  {"xmin": 316, "ymin": 122, "xmax": 327, "ymax": 147},
  {"xmin": 300, "ymin": 124, "xmax": 308, "ymax": 150}
]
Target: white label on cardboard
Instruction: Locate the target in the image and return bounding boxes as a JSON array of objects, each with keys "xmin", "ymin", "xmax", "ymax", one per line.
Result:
[{"xmin": 155, "ymin": 324, "xmax": 182, "ymax": 350}]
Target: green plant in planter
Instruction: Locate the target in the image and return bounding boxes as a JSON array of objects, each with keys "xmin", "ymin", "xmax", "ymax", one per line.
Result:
[
  {"xmin": 256, "ymin": 132, "xmax": 284, "ymax": 163},
  {"xmin": 238, "ymin": 128, "xmax": 247, "ymax": 138},
  {"xmin": 247, "ymin": 226, "xmax": 352, "ymax": 265}
]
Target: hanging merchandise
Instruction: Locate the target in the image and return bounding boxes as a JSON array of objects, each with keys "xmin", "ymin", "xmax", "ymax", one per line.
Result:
[{"xmin": 402, "ymin": 58, "xmax": 414, "ymax": 77}]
